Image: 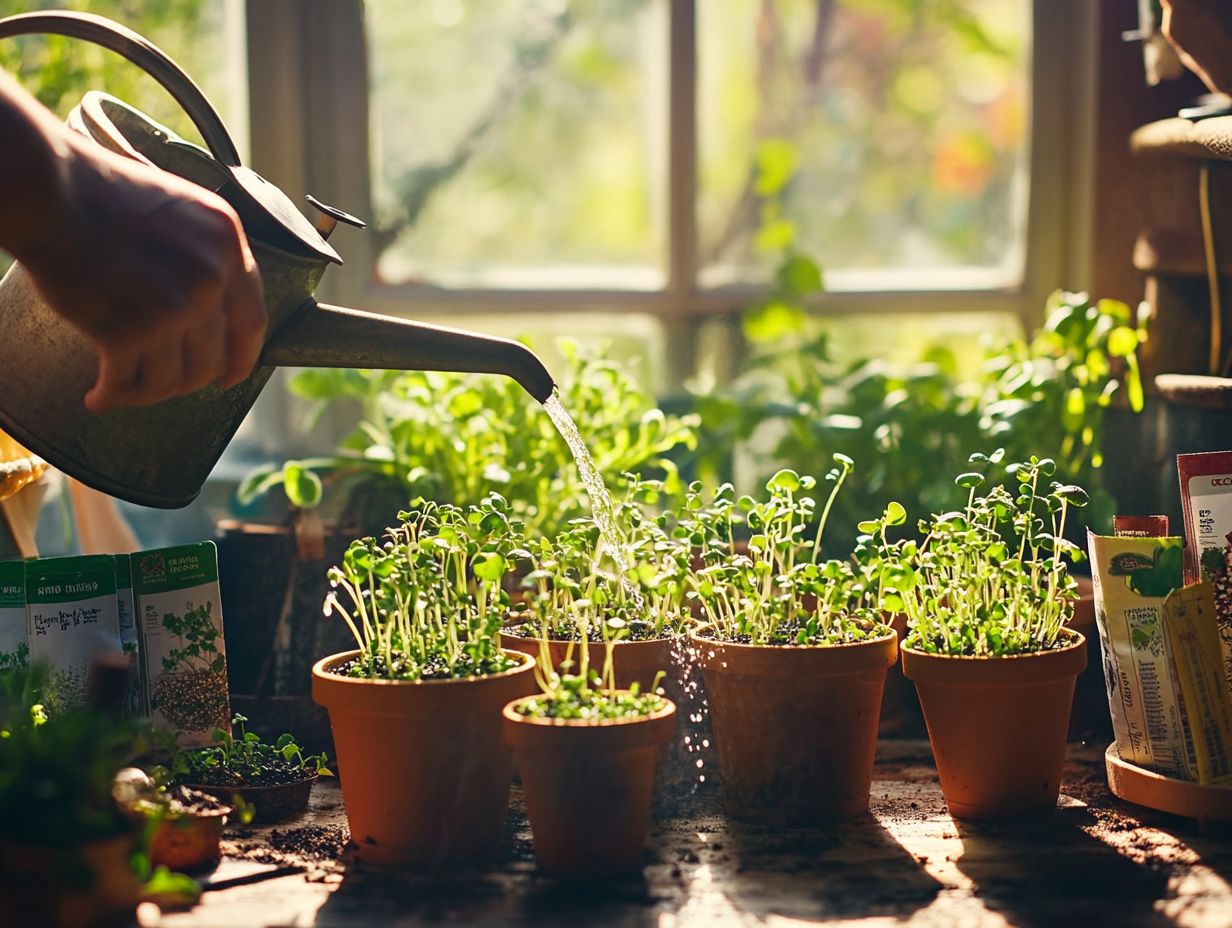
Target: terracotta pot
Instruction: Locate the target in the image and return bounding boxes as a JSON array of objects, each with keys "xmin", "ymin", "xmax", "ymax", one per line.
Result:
[
  {"xmin": 150, "ymin": 806, "xmax": 230, "ymax": 873},
  {"xmin": 186, "ymin": 775, "xmax": 315, "ymax": 823},
  {"xmin": 503, "ymin": 696, "xmax": 676, "ymax": 876},
  {"xmin": 901, "ymin": 629, "xmax": 1087, "ymax": 820},
  {"xmin": 499, "ymin": 624, "xmax": 675, "ymax": 692},
  {"xmin": 0, "ymin": 832, "xmax": 142, "ymax": 928},
  {"xmin": 689, "ymin": 625, "xmax": 898, "ymax": 826},
  {"xmin": 311, "ymin": 649, "xmax": 536, "ymax": 866}
]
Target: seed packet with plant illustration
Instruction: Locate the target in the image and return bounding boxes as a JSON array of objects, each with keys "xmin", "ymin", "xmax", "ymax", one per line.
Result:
[
  {"xmin": 25, "ymin": 555, "xmax": 122, "ymax": 711},
  {"xmin": 0, "ymin": 559, "xmax": 27, "ymax": 671},
  {"xmin": 133, "ymin": 542, "xmax": 230, "ymax": 747},
  {"xmin": 1088, "ymin": 532, "xmax": 1194, "ymax": 780}
]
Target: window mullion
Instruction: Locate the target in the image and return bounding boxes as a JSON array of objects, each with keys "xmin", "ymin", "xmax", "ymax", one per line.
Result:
[{"xmin": 666, "ymin": 0, "xmax": 698, "ymax": 318}]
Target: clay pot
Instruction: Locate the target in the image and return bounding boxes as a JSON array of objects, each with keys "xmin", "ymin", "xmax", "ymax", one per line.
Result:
[
  {"xmin": 150, "ymin": 805, "xmax": 231, "ymax": 873},
  {"xmin": 689, "ymin": 625, "xmax": 898, "ymax": 826},
  {"xmin": 187, "ymin": 775, "xmax": 315, "ymax": 824},
  {"xmin": 901, "ymin": 629, "xmax": 1087, "ymax": 820},
  {"xmin": 311, "ymin": 649, "xmax": 536, "ymax": 866},
  {"xmin": 0, "ymin": 832, "xmax": 142, "ymax": 928},
  {"xmin": 502, "ymin": 696, "xmax": 676, "ymax": 876},
  {"xmin": 499, "ymin": 624, "xmax": 675, "ymax": 692}
]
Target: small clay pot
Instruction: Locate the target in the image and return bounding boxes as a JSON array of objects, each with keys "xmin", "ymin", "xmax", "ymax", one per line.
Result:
[
  {"xmin": 499, "ymin": 624, "xmax": 675, "ymax": 693},
  {"xmin": 186, "ymin": 775, "xmax": 316, "ymax": 823},
  {"xmin": 901, "ymin": 629, "xmax": 1087, "ymax": 820},
  {"xmin": 502, "ymin": 695, "xmax": 676, "ymax": 876},
  {"xmin": 690, "ymin": 625, "xmax": 898, "ymax": 826},
  {"xmin": 312, "ymin": 649, "xmax": 536, "ymax": 866},
  {"xmin": 150, "ymin": 805, "xmax": 231, "ymax": 873},
  {"xmin": 0, "ymin": 832, "xmax": 142, "ymax": 928}
]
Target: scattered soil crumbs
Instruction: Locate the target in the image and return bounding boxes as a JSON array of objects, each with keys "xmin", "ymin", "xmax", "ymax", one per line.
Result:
[{"xmin": 223, "ymin": 823, "xmax": 350, "ymax": 881}]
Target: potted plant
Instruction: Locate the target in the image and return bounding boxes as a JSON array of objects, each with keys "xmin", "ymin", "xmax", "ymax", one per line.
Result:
[
  {"xmin": 311, "ymin": 495, "xmax": 537, "ymax": 866},
  {"xmin": 0, "ymin": 665, "xmax": 145, "ymax": 928},
  {"xmin": 114, "ymin": 768, "xmax": 236, "ymax": 875},
  {"xmin": 502, "ymin": 635, "xmax": 675, "ymax": 876},
  {"xmin": 501, "ymin": 475, "xmax": 691, "ymax": 693},
  {"xmin": 686, "ymin": 456, "xmax": 898, "ymax": 825},
  {"xmin": 174, "ymin": 714, "xmax": 332, "ymax": 823},
  {"xmin": 888, "ymin": 451, "xmax": 1090, "ymax": 820}
]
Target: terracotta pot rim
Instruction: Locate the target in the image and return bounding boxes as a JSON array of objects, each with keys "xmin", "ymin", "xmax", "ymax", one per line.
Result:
[
  {"xmin": 312, "ymin": 648, "xmax": 534, "ymax": 687},
  {"xmin": 901, "ymin": 628, "xmax": 1085, "ymax": 662},
  {"xmin": 501, "ymin": 694, "xmax": 677, "ymax": 729},
  {"xmin": 688, "ymin": 622, "xmax": 897, "ymax": 652},
  {"xmin": 901, "ymin": 629, "xmax": 1086, "ymax": 685}
]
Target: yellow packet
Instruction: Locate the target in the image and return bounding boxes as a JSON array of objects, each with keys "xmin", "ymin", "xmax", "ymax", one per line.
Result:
[{"xmin": 1162, "ymin": 582, "xmax": 1232, "ymax": 785}]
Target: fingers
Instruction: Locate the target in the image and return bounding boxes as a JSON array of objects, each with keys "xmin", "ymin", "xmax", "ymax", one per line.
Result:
[
  {"xmin": 179, "ymin": 310, "xmax": 227, "ymax": 395},
  {"xmin": 84, "ymin": 345, "xmax": 142, "ymax": 413},
  {"xmin": 218, "ymin": 251, "xmax": 267, "ymax": 390}
]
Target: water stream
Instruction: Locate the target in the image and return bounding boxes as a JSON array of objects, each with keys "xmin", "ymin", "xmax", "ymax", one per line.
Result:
[{"xmin": 543, "ymin": 392, "xmax": 644, "ymax": 611}]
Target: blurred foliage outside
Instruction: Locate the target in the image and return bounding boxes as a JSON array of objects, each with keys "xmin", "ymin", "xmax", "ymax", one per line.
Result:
[{"xmin": 366, "ymin": 0, "xmax": 1029, "ymax": 287}]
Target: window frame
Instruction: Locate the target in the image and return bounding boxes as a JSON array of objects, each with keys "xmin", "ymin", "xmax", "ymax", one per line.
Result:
[{"xmin": 244, "ymin": 0, "xmax": 1098, "ymax": 342}]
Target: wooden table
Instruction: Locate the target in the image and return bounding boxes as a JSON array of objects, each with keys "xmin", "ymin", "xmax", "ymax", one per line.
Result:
[{"xmin": 148, "ymin": 741, "xmax": 1232, "ymax": 927}]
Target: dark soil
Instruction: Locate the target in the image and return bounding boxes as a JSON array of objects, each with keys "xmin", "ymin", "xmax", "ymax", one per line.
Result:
[
  {"xmin": 330, "ymin": 652, "xmax": 520, "ymax": 681},
  {"xmin": 504, "ymin": 617, "xmax": 669, "ymax": 642},
  {"xmin": 186, "ymin": 759, "xmax": 315, "ymax": 789},
  {"xmin": 148, "ymin": 784, "xmax": 232, "ymax": 817}
]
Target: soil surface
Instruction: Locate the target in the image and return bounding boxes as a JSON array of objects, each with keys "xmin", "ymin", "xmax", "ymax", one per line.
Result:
[{"xmin": 147, "ymin": 741, "xmax": 1232, "ymax": 928}]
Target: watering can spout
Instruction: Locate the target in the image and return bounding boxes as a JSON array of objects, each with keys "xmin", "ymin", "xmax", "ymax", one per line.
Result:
[{"xmin": 264, "ymin": 304, "xmax": 557, "ymax": 404}]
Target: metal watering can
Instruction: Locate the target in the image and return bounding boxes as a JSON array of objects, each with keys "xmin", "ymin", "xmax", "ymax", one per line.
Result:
[{"xmin": 0, "ymin": 11, "xmax": 556, "ymax": 508}]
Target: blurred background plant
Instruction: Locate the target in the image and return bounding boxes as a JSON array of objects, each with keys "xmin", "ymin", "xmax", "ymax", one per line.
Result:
[{"xmin": 239, "ymin": 339, "xmax": 698, "ymax": 539}]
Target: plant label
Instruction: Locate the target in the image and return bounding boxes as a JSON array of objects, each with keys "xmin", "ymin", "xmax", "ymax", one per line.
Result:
[
  {"xmin": 133, "ymin": 542, "xmax": 230, "ymax": 747},
  {"xmin": 25, "ymin": 555, "xmax": 122, "ymax": 711},
  {"xmin": 0, "ymin": 558, "xmax": 26, "ymax": 671},
  {"xmin": 1088, "ymin": 532, "xmax": 1194, "ymax": 780}
]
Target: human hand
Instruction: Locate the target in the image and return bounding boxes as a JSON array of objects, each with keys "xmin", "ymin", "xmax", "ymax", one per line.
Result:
[
  {"xmin": 1160, "ymin": 0, "xmax": 1232, "ymax": 96},
  {"xmin": 15, "ymin": 133, "xmax": 266, "ymax": 412}
]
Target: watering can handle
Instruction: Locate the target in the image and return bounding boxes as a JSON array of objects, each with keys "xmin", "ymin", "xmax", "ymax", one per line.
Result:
[{"xmin": 0, "ymin": 10, "xmax": 241, "ymax": 167}]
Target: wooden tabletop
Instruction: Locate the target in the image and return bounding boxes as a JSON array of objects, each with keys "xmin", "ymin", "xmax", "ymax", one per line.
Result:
[{"xmin": 146, "ymin": 741, "xmax": 1232, "ymax": 928}]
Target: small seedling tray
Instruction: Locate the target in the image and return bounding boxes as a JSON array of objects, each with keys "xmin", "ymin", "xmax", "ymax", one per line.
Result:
[{"xmin": 1105, "ymin": 744, "xmax": 1232, "ymax": 827}]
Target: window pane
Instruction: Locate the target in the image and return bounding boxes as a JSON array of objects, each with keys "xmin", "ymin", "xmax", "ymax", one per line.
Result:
[
  {"xmin": 0, "ymin": 0, "xmax": 244, "ymax": 154},
  {"xmin": 366, "ymin": 0, "xmax": 663, "ymax": 289},
  {"xmin": 698, "ymin": 0, "xmax": 1030, "ymax": 289}
]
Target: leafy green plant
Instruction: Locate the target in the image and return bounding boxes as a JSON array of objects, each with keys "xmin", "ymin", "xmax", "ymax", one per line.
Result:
[
  {"xmin": 240, "ymin": 339, "xmax": 698, "ymax": 538},
  {"xmin": 515, "ymin": 635, "xmax": 666, "ymax": 722},
  {"xmin": 324, "ymin": 494, "xmax": 525, "ymax": 680},
  {"xmin": 0, "ymin": 665, "xmax": 143, "ymax": 848},
  {"xmin": 687, "ymin": 455, "xmax": 890, "ymax": 647},
  {"xmin": 880, "ymin": 451, "xmax": 1090, "ymax": 657},
  {"xmin": 159, "ymin": 603, "xmax": 224, "ymax": 676},
  {"xmin": 510, "ymin": 475, "xmax": 692, "ymax": 642},
  {"xmin": 178, "ymin": 714, "xmax": 332, "ymax": 788},
  {"xmin": 689, "ymin": 290, "xmax": 1144, "ymax": 549},
  {"xmin": 152, "ymin": 602, "xmax": 229, "ymax": 733}
]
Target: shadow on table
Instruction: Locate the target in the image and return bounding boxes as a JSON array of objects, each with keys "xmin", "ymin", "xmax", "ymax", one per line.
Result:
[
  {"xmin": 953, "ymin": 804, "xmax": 1174, "ymax": 928},
  {"xmin": 676, "ymin": 812, "xmax": 943, "ymax": 923}
]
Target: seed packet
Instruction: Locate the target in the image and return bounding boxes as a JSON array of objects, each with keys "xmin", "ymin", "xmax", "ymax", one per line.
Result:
[
  {"xmin": 1162, "ymin": 582, "xmax": 1232, "ymax": 785},
  {"xmin": 1113, "ymin": 515, "xmax": 1170, "ymax": 537},
  {"xmin": 25, "ymin": 555, "xmax": 122, "ymax": 711},
  {"xmin": 1088, "ymin": 532, "xmax": 1194, "ymax": 779},
  {"xmin": 133, "ymin": 542, "xmax": 230, "ymax": 747},
  {"xmin": 1177, "ymin": 451, "xmax": 1232, "ymax": 584},
  {"xmin": 0, "ymin": 559, "xmax": 27, "ymax": 670}
]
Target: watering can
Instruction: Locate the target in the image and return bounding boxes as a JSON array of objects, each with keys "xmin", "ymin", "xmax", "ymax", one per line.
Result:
[{"xmin": 0, "ymin": 11, "xmax": 556, "ymax": 508}]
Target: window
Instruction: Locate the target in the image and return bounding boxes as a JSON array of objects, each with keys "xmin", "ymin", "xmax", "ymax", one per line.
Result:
[{"xmin": 260, "ymin": 0, "xmax": 1091, "ymax": 336}]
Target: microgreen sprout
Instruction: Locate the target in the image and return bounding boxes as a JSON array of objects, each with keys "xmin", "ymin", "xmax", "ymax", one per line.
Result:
[
  {"xmin": 179, "ymin": 714, "xmax": 332, "ymax": 787},
  {"xmin": 686, "ymin": 455, "xmax": 890, "ymax": 646},
  {"xmin": 323, "ymin": 494, "xmax": 525, "ymax": 680},
  {"xmin": 881, "ymin": 451, "xmax": 1090, "ymax": 656}
]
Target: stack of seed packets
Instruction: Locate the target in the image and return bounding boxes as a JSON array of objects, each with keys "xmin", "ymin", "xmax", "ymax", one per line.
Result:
[
  {"xmin": 0, "ymin": 540, "xmax": 230, "ymax": 745},
  {"xmin": 1088, "ymin": 453, "xmax": 1232, "ymax": 787}
]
